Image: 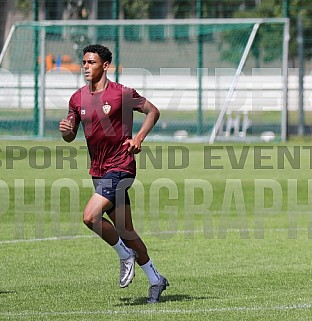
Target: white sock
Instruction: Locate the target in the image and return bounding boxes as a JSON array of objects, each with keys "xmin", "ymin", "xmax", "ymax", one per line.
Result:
[
  {"xmin": 112, "ymin": 238, "xmax": 131, "ymax": 260},
  {"xmin": 140, "ymin": 259, "xmax": 161, "ymax": 285}
]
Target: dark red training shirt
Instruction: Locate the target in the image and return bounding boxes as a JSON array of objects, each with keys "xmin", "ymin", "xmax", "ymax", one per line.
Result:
[{"xmin": 67, "ymin": 80, "xmax": 146, "ymax": 177}]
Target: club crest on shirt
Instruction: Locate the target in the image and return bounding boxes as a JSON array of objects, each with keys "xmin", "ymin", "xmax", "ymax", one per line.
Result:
[{"xmin": 102, "ymin": 102, "xmax": 111, "ymax": 115}]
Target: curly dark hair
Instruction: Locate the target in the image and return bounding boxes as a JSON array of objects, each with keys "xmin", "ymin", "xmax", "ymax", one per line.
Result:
[{"xmin": 83, "ymin": 44, "xmax": 112, "ymax": 63}]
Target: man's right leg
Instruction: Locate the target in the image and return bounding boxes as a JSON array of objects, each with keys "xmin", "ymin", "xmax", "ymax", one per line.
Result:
[
  {"xmin": 83, "ymin": 192, "xmax": 118, "ymax": 245},
  {"xmin": 83, "ymin": 193, "xmax": 136, "ymax": 287}
]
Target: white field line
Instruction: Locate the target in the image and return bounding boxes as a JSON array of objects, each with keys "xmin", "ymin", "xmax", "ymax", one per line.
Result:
[
  {"xmin": 0, "ymin": 227, "xmax": 310, "ymax": 245},
  {"xmin": 0, "ymin": 303, "xmax": 311, "ymax": 318},
  {"xmin": 0, "ymin": 234, "xmax": 95, "ymax": 245}
]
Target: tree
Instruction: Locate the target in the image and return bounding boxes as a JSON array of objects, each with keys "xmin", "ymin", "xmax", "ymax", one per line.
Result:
[
  {"xmin": 122, "ymin": 0, "xmax": 151, "ymax": 19},
  {"xmin": 201, "ymin": 0, "xmax": 256, "ymax": 18},
  {"xmin": 230, "ymin": 0, "xmax": 312, "ymax": 67},
  {"xmin": 67, "ymin": 0, "xmax": 89, "ymax": 19},
  {"xmin": 219, "ymin": 5, "xmax": 284, "ymax": 68},
  {"xmin": 16, "ymin": 0, "xmax": 89, "ymax": 19},
  {"xmin": 173, "ymin": 0, "xmax": 194, "ymax": 18},
  {"xmin": 16, "ymin": 0, "xmax": 32, "ymax": 16}
]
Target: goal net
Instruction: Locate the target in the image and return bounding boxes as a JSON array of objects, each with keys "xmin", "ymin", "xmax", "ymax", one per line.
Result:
[{"xmin": 0, "ymin": 18, "xmax": 289, "ymax": 142}]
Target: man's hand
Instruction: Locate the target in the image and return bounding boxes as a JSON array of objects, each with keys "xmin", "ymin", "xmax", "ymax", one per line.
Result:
[
  {"xmin": 123, "ymin": 138, "xmax": 142, "ymax": 154},
  {"xmin": 59, "ymin": 116, "xmax": 76, "ymax": 142}
]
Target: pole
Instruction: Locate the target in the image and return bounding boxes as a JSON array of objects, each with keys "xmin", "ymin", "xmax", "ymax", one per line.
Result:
[
  {"xmin": 39, "ymin": 27, "xmax": 46, "ymax": 137},
  {"xmin": 281, "ymin": 19, "xmax": 289, "ymax": 142},
  {"xmin": 113, "ymin": 0, "xmax": 119, "ymax": 83},
  {"xmin": 33, "ymin": 0, "xmax": 39, "ymax": 136},
  {"xmin": 196, "ymin": 0, "xmax": 203, "ymax": 135},
  {"xmin": 297, "ymin": 13, "xmax": 305, "ymax": 136},
  {"xmin": 281, "ymin": 0, "xmax": 289, "ymax": 141},
  {"xmin": 282, "ymin": 0, "xmax": 289, "ymax": 19}
]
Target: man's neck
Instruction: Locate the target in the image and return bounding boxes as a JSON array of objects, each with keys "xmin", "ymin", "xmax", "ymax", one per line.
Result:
[{"xmin": 90, "ymin": 77, "xmax": 109, "ymax": 93}]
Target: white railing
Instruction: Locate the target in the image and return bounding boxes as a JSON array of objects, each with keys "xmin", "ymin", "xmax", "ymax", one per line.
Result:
[{"xmin": 0, "ymin": 72, "xmax": 310, "ymax": 111}]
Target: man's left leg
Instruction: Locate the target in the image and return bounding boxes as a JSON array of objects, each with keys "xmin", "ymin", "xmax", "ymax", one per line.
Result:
[{"xmin": 109, "ymin": 204, "xmax": 169, "ymax": 303}]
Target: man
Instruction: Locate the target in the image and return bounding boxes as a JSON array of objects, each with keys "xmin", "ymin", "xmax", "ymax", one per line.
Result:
[{"xmin": 59, "ymin": 44, "xmax": 169, "ymax": 303}]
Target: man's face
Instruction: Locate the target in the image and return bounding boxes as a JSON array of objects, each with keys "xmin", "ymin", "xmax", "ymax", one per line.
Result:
[{"xmin": 82, "ymin": 52, "xmax": 108, "ymax": 82}]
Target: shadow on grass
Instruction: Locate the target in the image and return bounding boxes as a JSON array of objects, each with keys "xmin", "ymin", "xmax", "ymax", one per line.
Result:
[
  {"xmin": 117, "ymin": 294, "xmax": 217, "ymax": 306},
  {"xmin": 0, "ymin": 290, "xmax": 16, "ymax": 294}
]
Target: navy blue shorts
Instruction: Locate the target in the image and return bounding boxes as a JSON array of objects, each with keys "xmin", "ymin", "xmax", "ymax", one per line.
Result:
[{"xmin": 92, "ymin": 171, "xmax": 135, "ymax": 211}]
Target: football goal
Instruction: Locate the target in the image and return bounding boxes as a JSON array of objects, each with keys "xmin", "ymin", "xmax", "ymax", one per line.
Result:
[{"xmin": 0, "ymin": 18, "xmax": 289, "ymax": 142}]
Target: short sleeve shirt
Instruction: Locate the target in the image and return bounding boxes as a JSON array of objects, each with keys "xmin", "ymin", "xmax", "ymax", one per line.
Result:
[{"xmin": 67, "ymin": 80, "xmax": 146, "ymax": 177}]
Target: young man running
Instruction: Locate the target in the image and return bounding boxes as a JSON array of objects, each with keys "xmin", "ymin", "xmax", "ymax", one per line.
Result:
[{"xmin": 59, "ymin": 44, "xmax": 169, "ymax": 303}]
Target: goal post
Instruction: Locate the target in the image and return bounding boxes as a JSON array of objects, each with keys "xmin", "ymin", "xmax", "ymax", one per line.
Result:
[
  {"xmin": 209, "ymin": 18, "xmax": 289, "ymax": 143},
  {"xmin": 208, "ymin": 23, "xmax": 260, "ymax": 144},
  {"xmin": 0, "ymin": 18, "xmax": 289, "ymax": 142}
]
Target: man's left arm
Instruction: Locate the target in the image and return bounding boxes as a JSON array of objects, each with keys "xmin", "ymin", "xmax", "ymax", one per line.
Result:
[{"xmin": 124, "ymin": 100, "xmax": 160, "ymax": 154}]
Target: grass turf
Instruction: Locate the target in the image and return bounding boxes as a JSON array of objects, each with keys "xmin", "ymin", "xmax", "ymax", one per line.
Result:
[{"xmin": 0, "ymin": 139, "xmax": 311, "ymax": 320}]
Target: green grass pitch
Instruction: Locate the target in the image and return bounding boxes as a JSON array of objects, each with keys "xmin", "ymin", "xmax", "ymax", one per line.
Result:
[{"xmin": 0, "ymin": 139, "xmax": 312, "ymax": 320}]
